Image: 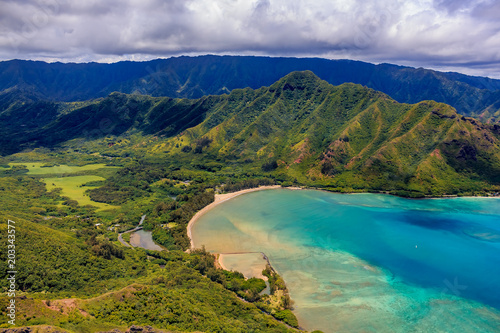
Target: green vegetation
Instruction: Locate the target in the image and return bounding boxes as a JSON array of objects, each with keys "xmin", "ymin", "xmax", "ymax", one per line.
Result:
[
  {"xmin": 45, "ymin": 175, "xmax": 118, "ymax": 210},
  {"xmin": 157, "ymin": 71, "xmax": 500, "ymax": 198},
  {"xmin": 3, "ymin": 70, "xmax": 500, "ymax": 332},
  {"xmin": 274, "ymin": 310, "xmax": 299, "ymax": 328},
  {"xmin": 122, "ymin": 232, "xmax": 131, "ymax": 243},
  {"xmin": 2, "ymin": 55, "xmax": 500, "ymax": 119},
  {"xmin": 258, "ymin": 264, "xmax": 295, "ymax": 322},
  {"xmin": 0, "ymin": 257, "xmax": 296, "ymax": 332},
  {"xmin": 8, "ymin": 163, "xmax": 117, "ymax": 175},
  {"xmin": 82, "ymin": 270, "xmax": 291, "ymax": 333},
  {"xmin": 0, "ymin": 215, "xmax": 147, "ymax": 296},
  {"xmin": 0, "ymin": 202, "xmax": 298, "ymax": 331},
  {"xmin": 188, "ymin": 248, "xmax": 268, "ymax": 302},
  {"xmin": 3, "ymin": 71, "xmax": 500, "ymax": 198},
  {"xmin": 0, "ymin": 157, "xmax": 299, "ymax": 331},
  {"xmin": 221, "ymin": 178, "xmax": 276, "ymax": 193}
]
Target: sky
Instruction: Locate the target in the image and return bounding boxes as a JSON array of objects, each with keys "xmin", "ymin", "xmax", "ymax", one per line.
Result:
[{"xmin": 1, "ymin": 0, "xmax": 500, "ymax": 78}]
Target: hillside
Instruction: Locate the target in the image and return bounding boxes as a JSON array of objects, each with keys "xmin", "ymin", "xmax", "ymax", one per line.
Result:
[
  {"xmin": 0, "ymin": 176, "xmax": 297, "ymax": 332},
  {"xmin": 2, "ymin": 56, "xmax": 500, "ymax": 119},
  {"xmin": 3, "ymin": 71, "xmax": 499, "ymax": 198},
  {"xmin": 0, "ymin": 217, "xmax": 296, "ymax": 332},
  {"xmin": 2, "ymin": 71, "xmax": 500, "ymax": 332},
  {"xmin": 171, "ymin": 71, "xmax": 500, "ymax": 196},
  {"xmin": 0, "ymin": 92, "xmax": 224, "ymax": 155}
]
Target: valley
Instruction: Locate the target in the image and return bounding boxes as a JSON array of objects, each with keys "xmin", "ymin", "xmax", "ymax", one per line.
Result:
[{"xmin": 1, "ymin": 65, "xmax": 500, "ymax": 332}]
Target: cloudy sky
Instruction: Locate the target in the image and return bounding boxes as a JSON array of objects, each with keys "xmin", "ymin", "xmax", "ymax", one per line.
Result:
[{"xmin": 1, "ymin": 0, "xmax": 500, "ymax": 77}]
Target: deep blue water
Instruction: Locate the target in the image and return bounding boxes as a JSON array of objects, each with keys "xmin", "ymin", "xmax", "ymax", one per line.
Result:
[{"xmin": 192, "ymin": 190, "xmax": 500, "ymax": 332}]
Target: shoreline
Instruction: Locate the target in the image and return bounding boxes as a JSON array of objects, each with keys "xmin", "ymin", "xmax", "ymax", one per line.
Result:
[
  {"xmin": 186, "ymin": 185, "xmax": 500, "ymax": 333},
  {"xmin": 311, "ymin": 188, "xmax": 500, "ymax": 200},
  {"xmin": 187, "ymin": 185, "xmax": 500, "ymax": 250},
  {"xmin": 217, "ymin": 252, "xmax": 272, "ymax": 280},
  {"xmin": 188, "ymin": 185, "xmax": 283, "ymax": 250},
  {"xmin": 216, "ymin": 253, "xmax": 228, "ymax": 271}
]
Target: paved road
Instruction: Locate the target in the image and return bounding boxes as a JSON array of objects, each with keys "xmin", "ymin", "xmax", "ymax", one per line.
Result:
[{"xmin": 117, "ymin": 214, "xmax": 146, "ymax": 247}]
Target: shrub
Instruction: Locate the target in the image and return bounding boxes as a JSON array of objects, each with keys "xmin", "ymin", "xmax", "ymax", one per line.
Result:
[
  {"xmin": 181, "ymin": 145, "xmax": 192, "ymax": 153},
  {"xmin": 261, "ymin": 160, "xmax": 278, "ymax": 172},
  {"xmin": 273, "ymin": 309, "xmax": 299, "ymax": 328}
]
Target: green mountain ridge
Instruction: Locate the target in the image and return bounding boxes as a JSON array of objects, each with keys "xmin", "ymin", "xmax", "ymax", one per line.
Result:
[
  {"xmin": 3, "ymin": 71, "xmax": 500, "ymax": 332},
  {"xmin": 2, "ymin": 55, "xmax": 500, "ymax": 120},
  {"xmin": 173, "ymin": 71, "xmax": 500, "ymax": 196},
  {"xmin": 3, "ymin": 71, "xmax": 500, "ymax": 196}
]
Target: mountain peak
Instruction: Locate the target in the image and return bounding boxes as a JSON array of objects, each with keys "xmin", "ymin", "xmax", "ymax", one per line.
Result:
[{"xmin": 269, "ymin": 70, "xmax": 325, "ymax": 92}]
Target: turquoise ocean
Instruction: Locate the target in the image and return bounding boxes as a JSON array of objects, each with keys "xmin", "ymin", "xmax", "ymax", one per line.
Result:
[{"xmin": 191, "ymin": 189, "xmax": 500, "ymax": 332}]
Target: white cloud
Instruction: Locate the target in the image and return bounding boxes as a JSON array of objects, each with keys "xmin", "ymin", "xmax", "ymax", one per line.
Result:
[{"xmin": 0, "ymin": 0, "xmax": 499, "ymax": 77}]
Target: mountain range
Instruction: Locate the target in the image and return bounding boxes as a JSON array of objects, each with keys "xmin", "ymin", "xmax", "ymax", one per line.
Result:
[
  {"xmin": 3, "ymin": 59, "xmax": 500, "ymax": 331},
  {"xmin": 170, "ymin": 71, "xmax": 500, "ymax": 196},
  {"xmin": 4, "ymin": 70, "xmax": 500, "ymax": 197},
  {"xmin": 2, "ymin": 55, "xmax": 500, "ymax": 121}
]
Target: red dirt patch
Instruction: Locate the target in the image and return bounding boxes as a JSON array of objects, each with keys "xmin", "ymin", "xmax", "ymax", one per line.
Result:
[{"xmin": 430, "ymin": 148, "xmax": 442, "ymax": 159}]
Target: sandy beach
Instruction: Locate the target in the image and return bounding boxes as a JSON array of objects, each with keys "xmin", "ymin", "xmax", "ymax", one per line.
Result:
[
  {"xmin": 218, "ymin": 252, "xmax": 270, "ymax": 280},
  {"xmin": 187, "ymin": 185, "xmax": 283, "ymax": 250}
]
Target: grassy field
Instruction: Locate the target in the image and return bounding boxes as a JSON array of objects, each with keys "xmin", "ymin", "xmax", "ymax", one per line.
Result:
[
  {"xmin": 8, "ymin": 162, "xmax": 118, "ymax": 175},
  {"xmin": 44, "ymin": 175, "xmax": 118, "ymax": 210}
]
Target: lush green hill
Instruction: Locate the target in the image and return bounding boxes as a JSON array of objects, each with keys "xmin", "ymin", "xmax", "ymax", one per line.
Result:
[
  {"xmin": 0, "ymin": 215, "xmax": 146, "ymax": 295},
  {"xmin": 3, "ymin": 71, "xmax": 500, "ymax": 197},
  {"xmin": 0, "ymin": 92, "xmax": 223, "ymax": 155},
  {"xmin": 168, "ymin": 71, "xmax": 500, "ymax": 196},
  {"xmin": 0, "ymin": 217, "xmax": 295, "ymax": 332},
  {"xmin": 2, "ymin": 56, "xmax": 500, "ymax": 118},
  {"xmin": 0, "ymin": 175, "xmax": 297, "ymax": 332},
  {"xmin": 2, "ymin": 70, "xmax": 500, "ymax": 332}
]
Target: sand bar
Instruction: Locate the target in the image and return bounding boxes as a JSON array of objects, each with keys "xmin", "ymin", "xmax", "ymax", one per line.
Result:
[
  {"xmin": 188, "ymin": 185, "xmax": 282, "ymax": 249},
  {"xmin": 218, "ymin": 252, "xmax": 269, "ymax": 280}
]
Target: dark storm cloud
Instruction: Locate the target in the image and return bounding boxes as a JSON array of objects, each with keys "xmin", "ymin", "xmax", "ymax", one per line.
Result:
[{"xmin": 0, "ymin": 0, "xmax": 499, "ymax": 77}]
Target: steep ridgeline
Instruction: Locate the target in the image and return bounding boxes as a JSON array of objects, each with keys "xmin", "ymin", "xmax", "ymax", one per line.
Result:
[
  {"xmin": 1, "ymin": 56, "xmax": 500, "ymax": 119},
  {"xmin": 176, "ymin": 71, "xmax": 500, "ymax": 196},
  {"xmin": 0, "ymin": 92, "xmax": 225, "ymax": 155},
  {"xmin": 2, "ymin": 71, "xmax": 500, "ymax": 196}
]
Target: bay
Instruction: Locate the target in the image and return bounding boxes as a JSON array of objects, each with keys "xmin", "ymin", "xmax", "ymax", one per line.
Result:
[{"xmin": 191, "ymin": 189, "xmax": 500, "ymax": 333}]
